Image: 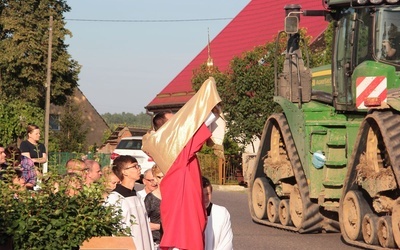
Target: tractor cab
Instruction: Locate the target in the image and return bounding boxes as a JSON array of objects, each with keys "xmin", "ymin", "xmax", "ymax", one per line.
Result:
[
  {"xmin": 332, "ymin": 5, "xmax": 400, "ymax": 111},
  {"xmin": 283, "ymin": 4, "xmax": 400, "ymax": 112}
]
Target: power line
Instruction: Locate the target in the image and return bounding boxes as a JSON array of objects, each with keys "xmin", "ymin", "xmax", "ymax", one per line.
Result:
[{"xmin": 65, "ymin": 17, "xmax": 233, "ymax": 23}]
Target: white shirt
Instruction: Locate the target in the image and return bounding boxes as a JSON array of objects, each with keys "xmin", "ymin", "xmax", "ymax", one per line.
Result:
[
  {"xmin": 107, "ymin": 191, "xmax": 154, "ymax": 250},
  {"xmin": 137, "ymin": 188, "xmax": 148, "ymax": 205},
  {"xmin": 205, "ymin": 204, "xmax": 233, "ymax": 250}
]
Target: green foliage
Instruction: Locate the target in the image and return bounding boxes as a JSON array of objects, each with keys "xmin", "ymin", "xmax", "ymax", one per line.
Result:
[
  {"xmin": 0, "ymin": 0, "xmax": 80, "ymax": 107},
  {"xmin": 51, "ymin": 99, "xmax": 88, "ymax": 152},
  {"xmin": 192, "ymin": 64, "xmax": 228, "ymax": 92},
  {"xmin": 0, "ymin": 0, "xmax": 82, "ymax": 148},
  {"xmin": 309, "ymin": 23, "xmax": 334, "ymax": 67},
  {"xmin": 0, "ymin": 171, "xmax": 129, "ymax": 250},
  {"xmin": 0, "ymin": 99, "xmax": 44, "ymax": 145},
  {"xmin": 223, "ymin": 137, "xmax": 242, "ymax": 155},
  {"xmin": 200, "ymin": 137, "xmax": 241, "ymax": 156},
  {"xmin": 102, "ymin": 112, "xmax": 152, "ymax": 129},
  {"xmin": 101, "ymin": 129, "xmax": 112, "ymax": 145},
  {"xmin": 222, "ymin": 42, "xmax": 278, "ymax": 146},
  {"xmin": 192, "ymin": 41, "xmax": 282, "ymax": 146}
]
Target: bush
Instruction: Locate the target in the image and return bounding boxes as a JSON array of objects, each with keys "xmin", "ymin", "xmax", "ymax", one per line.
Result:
[{"xmin": 0, "ymin": 170, "xmax": 129, "ymax": 250}]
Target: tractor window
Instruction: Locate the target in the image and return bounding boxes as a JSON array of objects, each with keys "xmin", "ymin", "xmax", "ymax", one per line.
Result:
[
  {"xmin": 334, "ymin": 8, "xmax": 354, "ymax": 106},
  {"xmin": 355, "ymin": 8, "xmax": 371, "ymax": 65},
  {"xmin": 375, "ymin": 7, "xmax": 400, "ymax": 65}
]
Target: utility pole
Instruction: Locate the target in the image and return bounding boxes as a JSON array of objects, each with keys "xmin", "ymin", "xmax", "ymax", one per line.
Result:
[{"xmin": 44, "ymin": 16, "xmax": 53, "ymax": 174}]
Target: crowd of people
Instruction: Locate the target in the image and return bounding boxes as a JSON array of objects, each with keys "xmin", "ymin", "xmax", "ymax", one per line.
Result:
[
  {"xmin": 0, "ymin": 78, "xmax": 234, "ymax": 249},
  {"xmin": 0, "ymin": 122, "xmax": 233, "ymax": 249}
]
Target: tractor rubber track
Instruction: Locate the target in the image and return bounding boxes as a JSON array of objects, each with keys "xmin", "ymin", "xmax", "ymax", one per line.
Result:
[
  {"xmin": 341, "ymin": 110, "xmax": 400, "ymax": 250},
  {"xmin": 252, "ymin": 113, "xmax": 326, "ymax": 233}
]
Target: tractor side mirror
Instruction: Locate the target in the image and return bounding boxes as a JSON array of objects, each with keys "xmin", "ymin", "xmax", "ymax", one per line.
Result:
[{"xmin": 285, "ymin": 16, "xmax": 299, "ymax": 34}]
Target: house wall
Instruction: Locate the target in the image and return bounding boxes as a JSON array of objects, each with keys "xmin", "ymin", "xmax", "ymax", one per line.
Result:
[
  {"xmin": 97, "ymin": 127, "xmax": 132, "ymax": 154},
  {"xmin": 73, "ymin": 89, "xmax": 110, "ymax": 148},
  {"xmin": 50, "ymin": 88, "xmax": 110, "ymax": 151}
]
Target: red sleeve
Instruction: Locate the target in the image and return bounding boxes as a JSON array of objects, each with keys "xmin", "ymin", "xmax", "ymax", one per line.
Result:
[{"xmin": 184, "ymin": 124, "xmax": 211, "ymax": 159}]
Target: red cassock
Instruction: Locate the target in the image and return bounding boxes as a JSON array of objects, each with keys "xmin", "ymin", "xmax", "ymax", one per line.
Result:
[{"xmin": 160, "ymin": 124, "xmax": 211, "ymax": 250}]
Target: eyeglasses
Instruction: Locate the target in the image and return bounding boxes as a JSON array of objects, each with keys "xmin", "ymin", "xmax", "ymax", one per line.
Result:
[
  {"xmin": 124, "ymin": 164, "xmax": 141, "ymax": 170},
  {"xmin": 144, "ymin": 178, "xmax": 155, "ymax": 182}
]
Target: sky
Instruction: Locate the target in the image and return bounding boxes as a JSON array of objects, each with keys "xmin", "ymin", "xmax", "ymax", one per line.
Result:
[{"xmin": 64, "ymin": 1, "xmax": 250, "ymax": 115}]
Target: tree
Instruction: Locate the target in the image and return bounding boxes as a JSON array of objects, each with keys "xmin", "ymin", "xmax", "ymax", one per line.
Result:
[
  {"xmin": 192, "ymin": 64, "xmax": 228, "ymax": 91},
  {"xmin": 192, "ymin": 28, "xmax": 331, "ymax": 151},
  {"xmin": 0, "ymin": 171, "xmax": 129, "ymax": 249},
  {"xmin": 309, "ymin": 23, "xmax": 334, "ymax": 67},
  {"xmin": 102, "ymin": 112, "xmax": 152, "ymax": 129},
  {"xmin": 0, "ymin": 99, "xmax": 44, "ymax": 145},
  {"xmin": 0, "ymin": 0, "xmax": 80, "ymax": 108},
  {"xmin": 222, "ymin": 42, "xmax": 279, "ymax": 148},
  {"xmin": 192, "ymin": 41, "xmax": 283, "ymax": 149},
  {"xmin": 0, "ymin": 0, "xmax": 81, "ymax": 148},
  {"xmin": 51, "ymin": 98, "xmax": 88, "ymax": 152}
]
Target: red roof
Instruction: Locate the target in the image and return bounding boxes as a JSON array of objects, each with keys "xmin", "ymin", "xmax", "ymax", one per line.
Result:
[{"xmin": 146, "ymin": 0, "xmax": 328, "ymax": 111}]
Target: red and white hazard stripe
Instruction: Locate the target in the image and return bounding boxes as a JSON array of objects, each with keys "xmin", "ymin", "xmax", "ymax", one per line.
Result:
[{"xmin": 356, "ymin": 76, "xmax": 387, "ymax": 109}]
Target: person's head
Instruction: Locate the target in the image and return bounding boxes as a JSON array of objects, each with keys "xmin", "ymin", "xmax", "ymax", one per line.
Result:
[
  {"xmin": 84, "ymin": 159, "xmax": 102, "ymax": 185},
  {"xmin": 102, "ymin": 166, "xmax": 121, "ymax": 192},
  {"xmin": 202, "ymin": 176, "xmax": 213, "ymax": 208},
  {"xmin": 142, "ymin": 168, "xmax": 157, "ymax": 193},
  {"xmin": 26, "ymin": 124, "xmax": 41, "ymax": 142},
  {"xmin": 0, "ymin": 144, "xmax": 6, "ymax": 165},
  {"xmin": 4, "ymin": 146, "xmax": 21, "ymax": 167},
  {"xmin": 152, "ymin": 110, "xmax": 173, "ymax": 131},
  {"xmin": 66, "ymin": 159, "xmax": 87, "ymax": 174},
  {"xmin": 151, "ymin": 165, "xmax": 164, "ymax": 185},
  {"xmin": 64, "ymin": 172, "xmax": 83, "ymax": 197},
  {"xmin": 152, "ymin": 165, "xmax": 164, "ymax": 186},
  {"xmin": 112, "ymin": 155, "xmax": 141, "ymax": 182}
]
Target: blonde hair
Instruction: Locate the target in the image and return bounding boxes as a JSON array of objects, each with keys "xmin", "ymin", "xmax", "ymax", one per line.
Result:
[
  {"xmin": 151, "ymin": 164, "xmax": 162, "ymax": 177},
  {"xmin": 102, "ymin": 166, "xmax": 113, "ymax": 178}
]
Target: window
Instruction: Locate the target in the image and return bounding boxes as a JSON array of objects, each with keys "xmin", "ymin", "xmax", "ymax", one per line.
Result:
[
  {"xmin": 334, "ymin": 8, "xmax": 354, "ymax": 106},
  {"xmin": 375, "ymin": 6, "xmax": 400, "ymax": 65},
  {"xmin": 50, "ymin": 114, "xmax": 60, "ymax": 131},
  {"xmin": 116, "ymin": 139, "xmax": 142, "ymax": 150}
]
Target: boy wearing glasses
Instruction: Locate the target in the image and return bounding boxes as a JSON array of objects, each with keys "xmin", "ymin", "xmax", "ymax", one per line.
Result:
[{"xmin": 107, "ymin": 155, "xmax": 154, "ymax": 250}]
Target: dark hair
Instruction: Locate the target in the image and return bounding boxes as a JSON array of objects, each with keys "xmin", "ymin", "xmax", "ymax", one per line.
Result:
[
  {"xmin": 27, "ymin": 124, "xmax": 40, "ymax": 135},
  {"xmin": 152, "ymin": 110, "xmax": 173, "ymax": 131},
  {"xmin": 14, "ymin": 168, "xmax": 23, "ymax": 178},
  {"xmin": 112, "ymin": 155, "xmax": 138, "ymax": 181},
  {"xmin": 202, "ymin": 176, "xmax": 212, "ymax": 191}
]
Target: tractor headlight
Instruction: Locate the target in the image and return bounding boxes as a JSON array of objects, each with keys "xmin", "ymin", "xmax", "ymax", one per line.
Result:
[
  {"xmin": 370, "ymin": 0, "xmax": 383, "ymax": 3},
  {"xmin": 387, "ymin": 0, "xmax": 399, "ymax": 3},
  {"xmin": 357, "ymin": 0, "xmax": 368, "ymax": 4}
]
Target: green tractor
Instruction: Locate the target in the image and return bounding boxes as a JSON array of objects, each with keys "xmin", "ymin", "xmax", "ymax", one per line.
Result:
[{"xmin": 248, "ymin": 1, "xmax": 400, "ymax": 249}]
